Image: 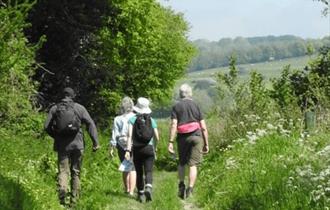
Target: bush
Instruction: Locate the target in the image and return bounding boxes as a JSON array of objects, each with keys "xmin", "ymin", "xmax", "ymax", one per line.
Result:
[{"xmin": 0, "ymin": 1, "xmax": 41, "ymax": 132}]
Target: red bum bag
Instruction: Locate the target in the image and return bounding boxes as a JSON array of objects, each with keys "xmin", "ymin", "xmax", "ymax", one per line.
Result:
[{"xmin": 177, "ymin": 122, "xmax": 200, "ymax": 134}]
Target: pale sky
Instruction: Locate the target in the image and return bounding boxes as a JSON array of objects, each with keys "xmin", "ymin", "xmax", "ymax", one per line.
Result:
[{"xmin": 158, "ymin": 0, "xmax": 330, "ymax": 41}]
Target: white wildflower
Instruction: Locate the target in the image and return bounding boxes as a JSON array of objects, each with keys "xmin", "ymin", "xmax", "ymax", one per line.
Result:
[
  {"xmin": 256, "ymin": 129, "xmax": 267, "ymax": 137},
  {"xmin": 246, "ymin": 133, "xmax": 258, "ymax": 143},
  {"xmin": 246, "ymin": 131, "xmax": 253, "ymax": 135},
  {"xmin": 225, "ymin": 157, "xmax": 238, "ymax": 170},
  {"xmin": 266, "ymin": 123, "xmax": 276, "ymax": 130}
]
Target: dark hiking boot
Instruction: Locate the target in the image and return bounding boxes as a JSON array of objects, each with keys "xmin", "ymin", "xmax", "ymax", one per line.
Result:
[
  {"xmin": 186, "ymin": 187, "xmax": 193, "ymax": 198},
  {"xmin": 178, "ymin": 182, "xmax": 186, "ymax": 199},
  {"xmin": 59, "ymin": 198, "xmax": 66, "ymax": 206},
  {"xmin": 59, "ymin": 192, "xmax": 66, "ymax": 206},
  {"xmin": 145, "ymin": 186, "xmax": 152, "ymax": 202},
  {"xmin": 70, "ymin": 196, "xmax": 77, "ymax": 207},
  {"xmin": 137, "ymin": 191, "xmax": 145, "ymax": 203}
]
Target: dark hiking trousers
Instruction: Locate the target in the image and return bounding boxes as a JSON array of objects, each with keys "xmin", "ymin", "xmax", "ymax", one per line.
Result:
[
  {"xmin": 133, "ymin": 145, "xmax": 155, "ymax": 192},
  {"xmin": 57, "ymin": 149, "xmax": 83, "ymax": 202}
]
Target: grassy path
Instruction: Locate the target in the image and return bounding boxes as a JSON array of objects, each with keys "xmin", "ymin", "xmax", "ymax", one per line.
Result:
[
  {"xmin": 100, "ymin": 170, "xmax": 202, "ymax": 210},
  {"xmin": 1, "ymin": 131, "xmax": 204, "ymax": 209},
  {"xmin": 182, "ymin": 198, "xmax": 202, "ymax": 210}
]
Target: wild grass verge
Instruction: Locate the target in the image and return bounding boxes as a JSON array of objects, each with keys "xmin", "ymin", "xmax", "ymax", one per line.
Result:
[{"xmin": 196, "ymin": 132, "xmax": 330, "ymax": 210}]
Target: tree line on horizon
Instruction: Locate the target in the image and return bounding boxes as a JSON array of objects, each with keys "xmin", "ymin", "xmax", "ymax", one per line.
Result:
[{"xmin": 189, "ymin": 35, "xmax": 330, "ymax": 71}]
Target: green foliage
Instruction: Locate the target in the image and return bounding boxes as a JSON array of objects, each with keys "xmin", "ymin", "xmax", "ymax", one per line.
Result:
[
  {"xmin": 197, "ymin": 131, "xmax": 330, "ymax": 210},
  {"xmin": 307, "ymin": 46, "xmax": 330, "ymax": 106},
  {"xmin": 0, "ymin": 2, "xmax": 40, "ymax": 130},
  {"xmin": 0, "ymin": 129, "xmax": 62, "ymax": 209},
  {"xmin": 217, "ymin": 55, "xmax": 248, "ymax": 110},
  {"xmin": 196, "ymin": 43, "xmax": 330, "ymax": 210},
  {"xmin": 0, "ymin": 122, "xmax": 183, "ymax": 210},
  {"xmin": 214, "ymin": 46, "xmax": 330, "ymax": 147},
  {"xmin": 218, "ymin": 55, "xmax": 239, "ymax": 89},
  {"xmin": 84, "ymin": 0, "xmax": 195, "ymax": 125},
  {"xmin": 27, "ymin": 0, "xmax": 108, "ymax": 105},
  {"xmin": 269, "ymin": 46, "xmax": 330, "ymax": 124},
  {"xmin": 28, "ymin": 0, "xmax": 195, "ymax": 126},
  {"xmin": 270, "ymin": 66, "xmax": 301, "ymax": 118},
  {"xmin": 215, "ymin": 56, "xmax": 284, "ymax": 146},
  {"xmin": 249, "ymin": 71, "xmax": 270, "ymax": 113}
]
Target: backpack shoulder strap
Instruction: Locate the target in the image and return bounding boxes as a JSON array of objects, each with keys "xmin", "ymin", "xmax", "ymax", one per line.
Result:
[{"xmin": 135, "ymin": 114, "xmax": 143, "ymax": 122}]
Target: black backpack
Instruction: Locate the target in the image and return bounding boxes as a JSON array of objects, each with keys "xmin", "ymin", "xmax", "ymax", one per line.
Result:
[
  {"xmin": 52, "ymin": 101, "xmax": 81, "ymax": 137},
  {"xmin": 133, "ymin": 114, "xmax": 154, "ymax": 146}
]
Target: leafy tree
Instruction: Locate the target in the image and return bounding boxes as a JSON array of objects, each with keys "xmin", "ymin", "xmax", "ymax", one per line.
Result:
[
  {"xmin": 270, "ymin": 66, "xmax": 300, "ymax": 114},
  {"xmin": 26, "ymin": 0, "xmax": 108, "ymax": 108},
  {"xmin": 270, "ymin": 46, "xmax": 330, "ymax": 119},
  {"xmin": 249, "ymin": 71, "xmax": 269, "ymax": 113},
  {"xmin": 27, "ymin": 0, "xmax": 195, "ymax": 126},
  {"xmin": 217, "ymin": 55, "xmax": 249, "ymax": 114},
  {"xmin": 306, "ymin": 46, "xmax": 330, "ymax": 107},
  {"xmin": 84, "ymin": 0, "xmax": 195, "ymax": 124},
  {"xmin": 0, "ymin": 1, "xmax": 40, "ymax": 131}
]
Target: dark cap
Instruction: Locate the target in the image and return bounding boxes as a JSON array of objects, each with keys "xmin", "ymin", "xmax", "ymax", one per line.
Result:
[{"xmin": 63, "ymin": 87, "xmax": 75, "ymax": 98}]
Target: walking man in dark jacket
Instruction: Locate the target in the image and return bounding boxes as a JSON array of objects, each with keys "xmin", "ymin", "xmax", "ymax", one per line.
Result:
[{"xmin": 44, "ymin": 87, "xmax": 100, "ymax": 206}]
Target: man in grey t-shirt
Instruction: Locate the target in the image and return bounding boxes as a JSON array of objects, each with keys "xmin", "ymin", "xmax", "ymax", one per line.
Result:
[{"xmin": 168, "ymin": 84, "xmax": 209, "ymax": 199}]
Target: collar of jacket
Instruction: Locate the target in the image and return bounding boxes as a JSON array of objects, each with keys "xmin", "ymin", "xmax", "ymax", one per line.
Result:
[{"xmin": 61, "ymin": 97, "xmax": 74, "ymax": 103}]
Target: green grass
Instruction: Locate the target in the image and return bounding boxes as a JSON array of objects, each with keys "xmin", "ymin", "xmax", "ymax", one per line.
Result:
[
  {"xmin": 0, "ymin": 130, "xmax": 62, "ymax": 210},
  {"xmin": 74, "ymin": 129, "xmax": 184, "ymax": 210},
  {"xmin": 0, "ymin": 122, "xmax": 192, "ymax": 210},
  {"xmin": 1, "ymin": 120, "xmax": 330, "ymax": 209},
  {"xmin": 195, "ymin": 132, "xmax": 330, "ymax": 210}
]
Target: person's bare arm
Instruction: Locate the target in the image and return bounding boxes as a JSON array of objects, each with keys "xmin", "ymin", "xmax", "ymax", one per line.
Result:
[
  {"xmin": 154, "ymin": 128, "xmax": 160, "ymax": 142},
  {"xmin": 153, "ymin": 127, "xmax": 160, "ymax": 159},
  {"xmin": 200, "ymin": 120, "xmax": 209, "ymax": 153},
  {"xmin": 168, "ymin": 119, "xmax": 177, "ymax": 154}
]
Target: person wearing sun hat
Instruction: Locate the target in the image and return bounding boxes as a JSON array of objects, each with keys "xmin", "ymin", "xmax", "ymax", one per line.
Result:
[{"xmin": 125, "ymin": 97, "xmax": 159, "ymax": 203}]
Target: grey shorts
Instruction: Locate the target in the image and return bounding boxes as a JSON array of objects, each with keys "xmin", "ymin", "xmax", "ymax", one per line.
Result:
[{"xmin": 177, "ymin": 132, "xmax": 203, "ymax": 166}]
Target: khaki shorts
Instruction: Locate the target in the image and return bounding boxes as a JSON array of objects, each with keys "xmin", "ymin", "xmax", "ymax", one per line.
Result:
[{"xmin": 177, "ymin": 132, "xmax": 203, "ymax": 166}]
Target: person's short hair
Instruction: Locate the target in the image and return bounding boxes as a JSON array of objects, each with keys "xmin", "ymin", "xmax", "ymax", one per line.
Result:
[
  {"xmin": 179, "ymin": 83, "xmax": 192, "ymax": 99},
  {"xmin": 120, "ymin": 96, "xmax": 134, "ymax": 114},
  {"xmin": 63, "ymin": 87, "xmax": 75, "ymax": 99}
]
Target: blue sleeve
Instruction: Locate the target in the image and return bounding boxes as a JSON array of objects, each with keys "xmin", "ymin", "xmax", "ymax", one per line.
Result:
[
  {"xmin": 129, "ymin": 116, "xmax": 136, "ymax": 125},
  {"xmin": 151, "ymin": 118, "xmax": 157, "ymax": 128}
]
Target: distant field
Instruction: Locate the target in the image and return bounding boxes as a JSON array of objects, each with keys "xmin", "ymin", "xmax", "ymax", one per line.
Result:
[
  {"xmin": 185, "ymin": 55, "xmax": 311, "ymax": 82},
  {"xmin": 171, "ymin": 56, "xmax": 313, "ymax": 113}
]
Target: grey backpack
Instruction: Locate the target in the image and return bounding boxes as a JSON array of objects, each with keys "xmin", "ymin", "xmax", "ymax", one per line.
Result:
[{"xmin": 52, "ymin": 101, "xmax": 81, "ymax": 136}]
